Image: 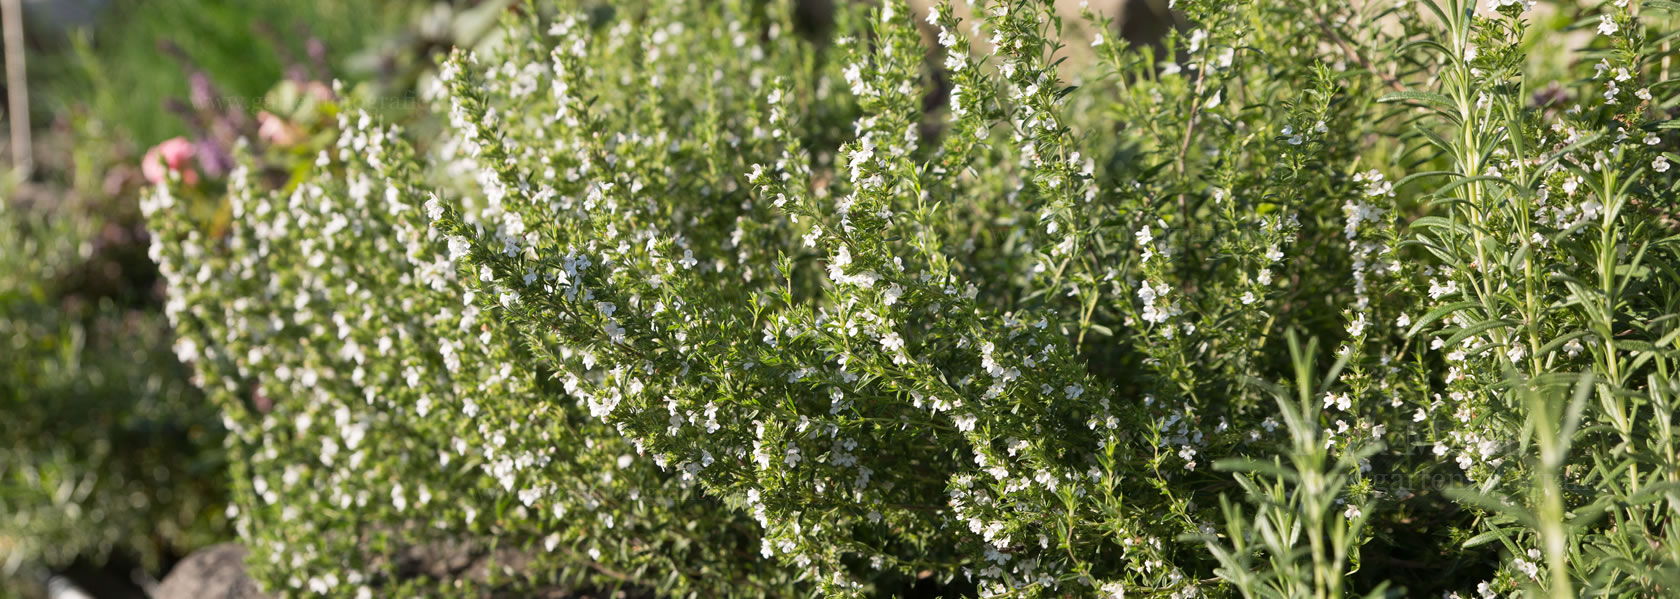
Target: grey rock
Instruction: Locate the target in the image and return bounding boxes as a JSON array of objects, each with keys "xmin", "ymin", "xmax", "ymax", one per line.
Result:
[{"xmin": 154, "ymin": 543, "xmax": 269, "ymax": 599}]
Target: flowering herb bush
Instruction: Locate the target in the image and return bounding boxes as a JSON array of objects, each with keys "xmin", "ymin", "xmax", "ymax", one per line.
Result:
[{"xmin": 146, "ymin": 0, "xmax": 1680, "ymax": 597}]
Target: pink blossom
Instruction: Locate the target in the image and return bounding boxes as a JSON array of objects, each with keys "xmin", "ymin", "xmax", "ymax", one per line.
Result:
[
  {"xmin": 257, "ymin": 111, "xmax": 302, "ymax": 147},
  {"xmin": 142, "ymin": 136, "xmax": 200, "ymax": 185}
]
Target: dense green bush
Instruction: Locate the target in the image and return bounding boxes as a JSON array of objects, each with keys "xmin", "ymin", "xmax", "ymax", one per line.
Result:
[
  {"xmin": 0, "ymin": 197, "xmax": 225, "ymax": 587},
  {"xmin": 146, "ymin": 0, "xmax": 1680, "ymax": 596}
]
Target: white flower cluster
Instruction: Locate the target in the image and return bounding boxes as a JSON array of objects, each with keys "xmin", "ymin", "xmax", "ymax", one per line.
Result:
[{"xmin": 148, "ymin": 61, "xmax": 795, "ymax": 599}]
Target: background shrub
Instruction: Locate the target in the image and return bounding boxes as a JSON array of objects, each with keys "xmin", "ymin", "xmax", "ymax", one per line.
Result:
[
  {"xmin": 0, "ymin": 195, "xmax": 224, "ymax": 595},
  {"xmin": 3, "ymin": 1, "xmax": 463, "ymax": 595}
]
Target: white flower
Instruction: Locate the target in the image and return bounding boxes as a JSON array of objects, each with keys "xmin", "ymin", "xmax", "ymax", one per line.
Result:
[
  {"xmin": 1100, "ymin": 581, "xmax": 1125, "ymax": 599},
  {"xmin": 1347, "ymin": 314, "xmax": 1368, "ymax": 337},
  {"xmin": 447, "ymin": 236, "xmax": 471, "ymax": 261},
  {"xmin": 1599, "ymin": 15, "xmax": 1619, "ymax": 37},
  {"xmin": 1138, "ymin": 282, "xmax": 1176, "ymax": 325},
  {"xmin": 828, "ymin": 245, "xmax": 854, "ymax": 281},
  {"xmin": 1428, "ymin": 279, "xmax": 1458, "ymax": 299},
  {"xmin": 1506, "ymin": 343, "xmax": 1527, "ymax": 363},
  {"xmin": 882, "ymin": 284, "xmax": 904, "ymax": 306},
  {"xmin": 1654, "ymin": 156, "xmax": 1671, "ymax": 173},
  {"xmin": 880, "ymin": 332, "xmax": 905, "ymax": 353},
  {"xmin": 392, "ymin": 483, "xmax": 407, "ymax": 512}
]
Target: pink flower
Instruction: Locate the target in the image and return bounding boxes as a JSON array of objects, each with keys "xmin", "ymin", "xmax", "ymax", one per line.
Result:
[
  {"xmin": 257, "ymin": 111, "xmax": 302, "ymax": 147},
  {"xmin": 142, "ymin": 137, "xmax": 200, "ymax": 185}
]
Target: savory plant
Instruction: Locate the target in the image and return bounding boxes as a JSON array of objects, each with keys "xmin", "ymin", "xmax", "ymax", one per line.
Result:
[{"xmin": 146, "ymin": 0, "xmax": 1680, "ymax": 597}]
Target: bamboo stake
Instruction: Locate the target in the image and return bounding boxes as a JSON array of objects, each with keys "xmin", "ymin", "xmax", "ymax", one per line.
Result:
[{"xmin": 3, "ymin": 0, "xmax": 30, "ymax": 178}]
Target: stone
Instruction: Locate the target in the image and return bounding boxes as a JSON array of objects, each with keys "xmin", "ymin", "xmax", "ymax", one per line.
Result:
[{"xmin": 154, "ymin": 543, "xmax": 269, "ymax": 599}]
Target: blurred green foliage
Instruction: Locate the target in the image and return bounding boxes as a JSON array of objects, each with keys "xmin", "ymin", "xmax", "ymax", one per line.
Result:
[
  {"xmin": 0, "ymin": 2, "xmax": 497, "ymax": 594},
  {"xmin": 39, "ymin": 0, "xmax": 420, "ymax": 148},
  {"xmin": 2, "ymin": 1, "xmax": 485, "ymax": 595},
  {"xmin": 0, "ymin": 196, "xmax": 226, "ymax": 589}
]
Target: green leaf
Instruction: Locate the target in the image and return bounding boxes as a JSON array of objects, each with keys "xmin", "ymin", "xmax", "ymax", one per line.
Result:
[
  {"xmin": 1443, "ymin": 318, "xmax": 1517, "ymax": 349},
  {"xmin": 1404, "ymin": 300, "xmax": 1481, "ymax": 338},
  {"xmin": 1379, "ymin": 91, "xmax": 1459, "ymax": 114},
  {"xmin": 1462, "ymin": 527, "xmax": 1521, "ymax": 549}
]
